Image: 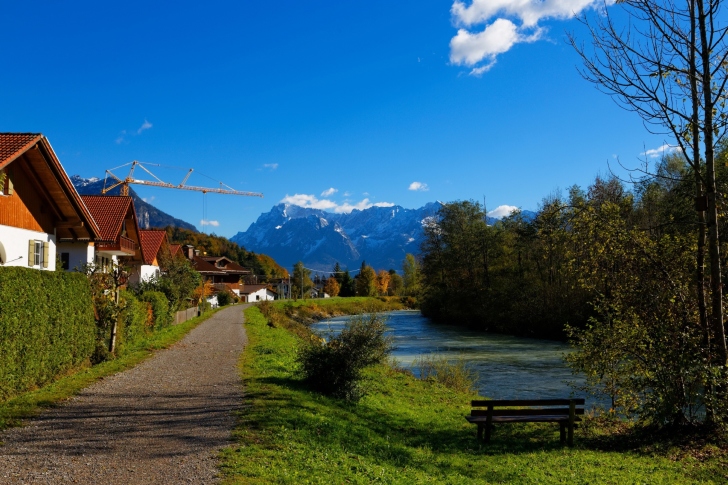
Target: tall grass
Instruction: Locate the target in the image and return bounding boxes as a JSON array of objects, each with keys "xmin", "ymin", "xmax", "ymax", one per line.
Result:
[{"xmin": 413, "ymin": 354, "xmax": 479, "ymax": 393}]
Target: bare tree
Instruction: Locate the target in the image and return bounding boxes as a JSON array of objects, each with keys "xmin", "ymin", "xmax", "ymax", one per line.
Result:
[{"xmin": 569, "ymin": 0, "xmax": 728, "ymax": 373}]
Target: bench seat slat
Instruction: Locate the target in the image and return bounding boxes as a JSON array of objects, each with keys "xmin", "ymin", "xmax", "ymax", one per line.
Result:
[
  {"xmin": 471, "ymin": 408, "xmax": 585, "ymax": 417},
  {"xmin": 471, "ymin": 399, "xmax": 585, "ymax": 407},
  {"xmin": 467, "ymin": 415, "xmax": 583, "ymax": 424}
]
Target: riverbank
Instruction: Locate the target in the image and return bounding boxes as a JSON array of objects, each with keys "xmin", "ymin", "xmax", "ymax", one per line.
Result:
[{"xmin": 221, "ymin": 303, "xmax": 726, "ymax": 484}]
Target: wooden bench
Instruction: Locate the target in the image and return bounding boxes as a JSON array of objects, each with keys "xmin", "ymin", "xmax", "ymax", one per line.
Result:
[{"xmin": 466, "ymin": 398, "xmax": 585, "ymax": 446}]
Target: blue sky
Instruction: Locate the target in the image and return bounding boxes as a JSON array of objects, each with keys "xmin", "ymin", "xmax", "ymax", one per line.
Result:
[{"xmin": 0, "ymin": 0, "xmax": 675, "ymax": 237}]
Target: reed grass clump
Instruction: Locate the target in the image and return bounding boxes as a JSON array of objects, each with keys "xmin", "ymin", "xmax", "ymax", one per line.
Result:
[{"xmin": 413, "ymin": 354, "xmax": 479, "ymax": 393}]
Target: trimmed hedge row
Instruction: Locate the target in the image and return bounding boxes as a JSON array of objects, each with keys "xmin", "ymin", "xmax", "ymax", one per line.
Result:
[{"xmin": 0, "ymin": 267, "xmax": 96, "ymax": 400}]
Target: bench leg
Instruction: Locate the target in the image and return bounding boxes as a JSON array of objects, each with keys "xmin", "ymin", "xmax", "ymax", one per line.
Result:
[
  {"xmin": 484, "ymin": 423, "xmax": 492, "ymax": 443},
  {"xmin": 567, "ymin": 422, "xmax": 574, "ymax": 447},
  {"xmin": 559, "ymin": 423, "xmax": 566, "ymax": 444}
]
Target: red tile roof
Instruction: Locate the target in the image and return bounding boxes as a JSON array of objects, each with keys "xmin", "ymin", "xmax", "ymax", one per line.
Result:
[
  {"xmin": 139, "ymin": 230, "xmax": 167, "ymax": 265},
  {"xmin": 81, "ymin": 195, "xmax": 134, "ymax": 242},
  {"xmin": 0, "ymin": 133, "xmax": 42, "ymax": 168}
]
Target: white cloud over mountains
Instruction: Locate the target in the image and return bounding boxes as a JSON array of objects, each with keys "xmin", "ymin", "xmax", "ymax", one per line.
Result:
[
  {"xmin": 487, "ymin": 204, "xmax": 519, "ymax": 219},
  {"xmin": 280, "ymin": 194, "xmax": 394, "ymax": 214},
  {"xmin": 449, "ymin": 0, "xmax": 603, "ymax": 75},
  {"xmin": 321, "ymin": 187, "xmax": 338, "ymax": 196},
  {"xmin": 200, "ymin": 219, "xmax": 220, "ymax": 227}
]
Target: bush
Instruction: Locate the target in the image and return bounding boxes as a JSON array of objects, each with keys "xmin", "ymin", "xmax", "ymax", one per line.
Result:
[
  {"xmin": 138, "ymin": 290, "xmax": 172, "ymax": 328},
  {"xmin": 297, "ymin": 313, "xmax": 392, "ymax": 401},
  {"xmin": 216, "ymin": 290, "xmax": 232, "ymax": 306},
  {"xmin": 413, "ymin": 354, "xmax": 479, "ymax": 393},
  {"xmin": 0, "ymin": 267, "xmax": 95, "ymax": 400}
]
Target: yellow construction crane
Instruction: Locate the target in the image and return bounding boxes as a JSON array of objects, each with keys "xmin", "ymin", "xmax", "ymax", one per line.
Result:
[{"xmin": 101, "ymin": 160, "xmax": 264, "ymax": 198}]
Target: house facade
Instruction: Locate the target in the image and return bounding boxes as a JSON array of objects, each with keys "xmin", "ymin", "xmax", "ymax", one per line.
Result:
[
  {"xmin": 137, "ymin": 229, "xmax": 169, "ymax": 284},
  {"xmin": 239, "ymin": 284, "xmax": 277, "ymax": 302},
  {"xmin": 0, "ymin": 134, "xmax": 99, "ymax": 270},
  {"xmin": 80, "ymin": 195, "xmax": 143, "ymax": 278}
]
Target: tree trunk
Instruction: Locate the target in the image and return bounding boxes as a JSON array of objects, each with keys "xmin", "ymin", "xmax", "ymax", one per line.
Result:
[{"xmin": 698, "ymin": 0, "xmax": 728, "ymax": 366}]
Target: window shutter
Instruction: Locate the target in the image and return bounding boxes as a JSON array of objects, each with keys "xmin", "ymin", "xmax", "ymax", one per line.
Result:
[
  {"xmin": 28, "ymin": 240, "xmax": 34, "ymax": 266},
  {"xmin": 43, "ymin": 242, "xmax": 50, "ymax": 268}
]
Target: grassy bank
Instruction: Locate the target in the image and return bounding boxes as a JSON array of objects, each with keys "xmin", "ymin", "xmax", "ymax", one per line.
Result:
[
  {"xmin": 221, "ymin": 304, "xmax": 726, "ymax": 484},
  {"xmin": 0, "ymin": 307, "xmax": 221, "ymax": 431}
]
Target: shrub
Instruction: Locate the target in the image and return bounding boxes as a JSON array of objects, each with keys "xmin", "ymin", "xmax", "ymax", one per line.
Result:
[
  {"xmin": 138, "ymin": 290, "xmax": 172, "ymax": 328},
  {"xmin": 413, "ymin": 354, "xmax": 479, "ymax": 393},
  {"xmin": 0, "ymin": 267, "xmax": 95, "ymax": 400},
  {"xmin": 216, "ymin": 290, "xmax": 232, "ymax": 306},
  {"xmin": 297, "ymin": 313, "xmax": 392, "ymax": 401}
]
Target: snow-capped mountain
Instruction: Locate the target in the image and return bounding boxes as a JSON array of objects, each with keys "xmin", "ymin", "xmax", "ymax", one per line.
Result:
[
  {"xmin": 70, "ymin": 175, "xmax": 198, "ymax": 232},
  {"xmin": 230, "ymin": 203, "xmax": 443, "ymax": 271}
]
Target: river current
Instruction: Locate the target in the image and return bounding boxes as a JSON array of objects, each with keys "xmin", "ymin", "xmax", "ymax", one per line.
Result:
[{"xmin": 311, "ymin": 310, "xmax": 604, "ymax": 409}]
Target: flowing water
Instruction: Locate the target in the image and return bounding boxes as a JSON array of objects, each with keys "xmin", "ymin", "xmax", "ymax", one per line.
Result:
[{"xmin": 312, "ymin": 310, "xmax": 605, "ymax": 409}]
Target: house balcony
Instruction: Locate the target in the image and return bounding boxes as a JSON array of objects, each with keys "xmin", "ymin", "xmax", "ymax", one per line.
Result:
[{"xmin": 96, "ymin": 235, "xmax": 137, "ymax": 256}]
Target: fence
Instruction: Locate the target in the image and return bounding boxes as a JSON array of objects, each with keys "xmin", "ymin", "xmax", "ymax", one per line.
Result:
[{"xmin": 174, "ymin": 306, "xmax": 199, "ymax": 325}]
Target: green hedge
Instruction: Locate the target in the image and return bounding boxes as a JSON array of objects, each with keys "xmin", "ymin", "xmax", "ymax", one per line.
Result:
[
  {"xmin": 117, "ymin": 290, "xmax": 148, "ymax": 354},
  {"xmin": 0, "ymin": 267, "xmax": 95, "ymax": 401},
  {"xmin": 138, "ymin": 291, "xmax": 171, "ymax": 329}
]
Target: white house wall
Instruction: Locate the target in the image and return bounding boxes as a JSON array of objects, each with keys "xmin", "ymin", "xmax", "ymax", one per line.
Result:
[
  {"xmin": 0, "ymin": 224, "xmax": 56, "ymax": 271},
  {"xmin": 56, "ymin": 241, "xmax": 94, "ymax": 272},
  {"xmin": 244, "ymin": 288, "xmax": 276, "ymax": 302},
  {"xmin": 126, "ymin": 264, "xmax": 159, "ymax": 285}
]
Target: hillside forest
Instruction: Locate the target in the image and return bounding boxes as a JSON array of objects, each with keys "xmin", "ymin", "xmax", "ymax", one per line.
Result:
[{"xmin": 164, "ymin": 226, "xmax": 288, "ymax": 281}]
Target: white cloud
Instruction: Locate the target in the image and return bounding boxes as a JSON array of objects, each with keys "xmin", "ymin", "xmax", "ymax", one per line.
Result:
[
  {"xmin": 280, "ymin": 194, "xmax": 394, "ymax": 214},
  {"xmin": 334, "ymin": 199, "xmax": 395, "ymax": 214},
  {"xmin": 280, "ymin": 194, "xmax": 338, "ymax": 211},
  {"xmin": 487, "ymin": 205, "xmax": 519, "ymax": 219},
  {"xmin": 408, "ymin": 181, "xmax": 430, "ymax": 191},
  {"xmin": 263, "ymin": 163, "xmax": 279, "ymax": 170},
  {"xmin": 321, "ymin": 187, "xmax": 338, "ymax": 197},
  {"xmin": 642, "ymin": 144, "xmax": 682, "ymax": 158},
  {"xmin": 200, "ymin": 219, "xmax": 220, "ymax": 227},
  {"xmin": 137, "ymin": 119, "xmax": 153, "ymax": 134},
  {"xmin": 142, "ymin": 196, "xmax": 156, "ymax": 203},
  {"xmin": 449, "ymin": 0, "xmax": 602, "ymax": 72}
]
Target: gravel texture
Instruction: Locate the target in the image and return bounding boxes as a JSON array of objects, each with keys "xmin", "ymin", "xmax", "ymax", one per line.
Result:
[{"xmin": 0, "ymin": 304, "xmax": 248, "ymax": 484}]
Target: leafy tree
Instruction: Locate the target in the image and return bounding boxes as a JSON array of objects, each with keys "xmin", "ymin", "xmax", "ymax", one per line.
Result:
[
  {"xmin": 571, "ymin": 0, "xmax": 728, "ymax": 393},
  {"xmin": 356, "ymin": 264, "xmax": 377, "ymax": 297},
  {"xmin": 402, "ymin": 253, "xmax": 421, "ymax": 297},
  {"xmin": 376, "ymin": 270, "xmax": 390, "ymax": 296},
  {"xmin": 324, "ymin": 276, "xmax": 340, "ymax": 297},
  {"xmin": 388, "ymin": 270, "xmax": 403, "ymax": 296},
  {"xmin": 292, "ymin": 261, "xmax": 313, "ymax": 299}
]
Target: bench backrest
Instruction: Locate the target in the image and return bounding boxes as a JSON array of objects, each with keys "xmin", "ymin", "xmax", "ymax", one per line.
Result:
[{"xmin": 471, "ymin": 399, "xmax": 585, "ymax": 417}]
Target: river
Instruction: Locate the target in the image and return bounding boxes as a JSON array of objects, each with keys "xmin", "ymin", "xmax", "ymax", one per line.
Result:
[{"xmin": 311, "ymin": 310, "xmax": 604, "ymax": 409}]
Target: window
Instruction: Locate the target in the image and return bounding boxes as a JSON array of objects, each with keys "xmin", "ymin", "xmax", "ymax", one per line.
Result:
[
  {"xmin": 28, "ymin": 240, "xmax": 48, "ymax": 268},
  {"xmin": 61, "ymin": 252, "xmax": 70, "ymax": 270}
]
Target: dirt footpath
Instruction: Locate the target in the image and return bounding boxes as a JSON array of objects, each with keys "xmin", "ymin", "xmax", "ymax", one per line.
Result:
[{"xmin": 0, "ymin": 304, "xmax": 248, "ymax": 484}]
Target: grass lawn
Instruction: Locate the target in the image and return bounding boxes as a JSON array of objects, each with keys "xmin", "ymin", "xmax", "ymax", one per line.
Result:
[
  {"xmin": 0, "ymin": 307, "xmax": 221, "ymax": 432},
  {"xmin": 221, "ymin": 305, "xmax": 727, "ymax": 484}
]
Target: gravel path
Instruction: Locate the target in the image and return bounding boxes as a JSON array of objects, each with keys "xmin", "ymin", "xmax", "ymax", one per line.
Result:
[{"xmin": 0, "ymin": 304, "xmax": 248, "ymax": 484}]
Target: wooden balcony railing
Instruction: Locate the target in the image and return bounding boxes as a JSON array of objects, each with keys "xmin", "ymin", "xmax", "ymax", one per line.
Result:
[{"xmin": 97, "ymin": 235, "xmax": 137, "ymax": 255}]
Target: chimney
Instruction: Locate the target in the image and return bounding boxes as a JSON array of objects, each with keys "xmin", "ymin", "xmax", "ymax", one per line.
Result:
[{"xmin": 185, "ymin": 245, "xmax": 194, "ymax": 260}]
